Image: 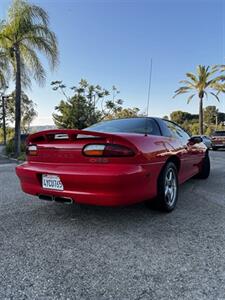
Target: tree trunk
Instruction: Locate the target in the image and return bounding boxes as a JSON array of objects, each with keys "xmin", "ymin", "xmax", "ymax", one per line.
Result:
[
  {"xmin": 199, "ymin": 96, "xmax": 203, "ymax": 135},
  {"xmin": 14, "ymin": 45, "xmax": 21, "ymax": 157},
  {"xmin": 2, "ymin": 96, "xmax": 6, "ymax": 145}
]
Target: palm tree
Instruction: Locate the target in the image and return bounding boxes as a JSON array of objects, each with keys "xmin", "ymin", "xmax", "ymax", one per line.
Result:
[
  {"xmin": 0, "ymin": 0, "xmax": 58, "ymax": 156},
  {"xmin": 173, "ymin": 65, "xmax": 225, "ymax": 135}
]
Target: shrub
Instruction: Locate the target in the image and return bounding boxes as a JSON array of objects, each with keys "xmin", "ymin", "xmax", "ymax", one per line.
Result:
[{"xmin": 5, "ymin": 139, "xmax": 26, "ymax": 159}]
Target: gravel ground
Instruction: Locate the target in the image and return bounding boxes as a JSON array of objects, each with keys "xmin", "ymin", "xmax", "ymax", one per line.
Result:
[{"xmin": 0, "ymin": 150, "xmax": 225, "ymax": 300}]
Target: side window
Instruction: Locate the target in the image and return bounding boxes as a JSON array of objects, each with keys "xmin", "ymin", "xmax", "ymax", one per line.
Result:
[
  {"xmin": 175, "ymin": 125, "xmax": 190, "ymax": 143},
  {"xmin": 161, "ymin": 120, "xmax": 190, "ymax": 142},
  {"xmin": 147, "ymin": 119, "xmax": 161, "ymax": 136},
  {"xmin": 160, "ymin": 120, "xmax": 173, "ymax": 137}
]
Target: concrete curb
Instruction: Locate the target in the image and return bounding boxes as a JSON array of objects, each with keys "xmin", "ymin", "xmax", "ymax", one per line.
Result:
[{"xmin": 0, "ymin": 153, "xmax": 24, "ymax": 165}]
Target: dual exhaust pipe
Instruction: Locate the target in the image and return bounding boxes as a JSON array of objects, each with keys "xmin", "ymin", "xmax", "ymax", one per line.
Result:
[{"xmin": 38, "ymin": 194, "xmax": 73, "ymax": 204}]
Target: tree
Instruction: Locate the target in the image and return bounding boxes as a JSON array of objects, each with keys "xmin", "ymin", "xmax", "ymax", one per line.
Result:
[
  {"xmin": 0, "ymin": 0, "xmax": 58, "ymax": 156},
  {"xmin": 204, "ymin": 106, "xmax": 218, "ymax": 126},
  {"xmin": 173, "ymin": 65, "xmax": 225, "ymax": 134},
  {"xmin": 52, "ymin": 79, "xmax": 126, "ymax": 129},
  {"xmin": 6, "ymin": 91, "xmax": 37, "ymax": 133},
  {"xmin": 53, "ymin": 95, "xmax": 100, "ymax": 129},
  {"xmin": 170, "ymin": 111, "xmax": 193, "ymax": 125},
  {"xmin": 105, "ymin": 107, "xmax": 141, "ymax": 120},
  {"xmin": 218, "ymin": 112, "xmax": 225, "ymax": 124}
]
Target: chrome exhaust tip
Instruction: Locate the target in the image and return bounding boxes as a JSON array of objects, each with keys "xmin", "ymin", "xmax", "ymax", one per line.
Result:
[
  {"xmin": 54, "ymin": 196, "xmax": 73, "ymax": 204},
  {"xmin": 38, "ymin": 194, "xmax": 54, "ymax": 201}
]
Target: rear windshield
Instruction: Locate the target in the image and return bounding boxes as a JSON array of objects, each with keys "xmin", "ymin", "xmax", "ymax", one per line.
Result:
[
  {"xmin": 213, "ymin": 131, "xmax": 225, "ymax": 136},
  {"xmin": 85, "ymin": 118, "xmax": 161, "ymax": 136}
]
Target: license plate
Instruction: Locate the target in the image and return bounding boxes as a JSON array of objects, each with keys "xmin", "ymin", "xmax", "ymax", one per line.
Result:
[{"xmin": 42, "ymin": 175, "xmax": 64, "ymax": 191}]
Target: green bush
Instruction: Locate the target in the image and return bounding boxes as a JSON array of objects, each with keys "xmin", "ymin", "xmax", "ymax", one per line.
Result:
[
  {"xmin": 5, "ymin": 139, "xmax": 26, "ymax": 159},
  {"xmin": 17, "ymin": 152, "xmax": 26, "ymax": 161}
]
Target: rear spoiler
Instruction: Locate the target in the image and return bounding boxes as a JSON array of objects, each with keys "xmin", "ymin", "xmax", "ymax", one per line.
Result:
[{"xmin": 27, "ymin": 129, "xmax": 128, "ymax": 145}]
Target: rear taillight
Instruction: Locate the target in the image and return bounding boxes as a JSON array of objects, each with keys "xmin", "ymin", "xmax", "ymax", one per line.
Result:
[
  {"xmin": 26, "ymin": 144, "xmax": 38, "ymax": 156},
  {"xmin": 83, "ymin": 144, "xmax": 135, "ymax": 157}
]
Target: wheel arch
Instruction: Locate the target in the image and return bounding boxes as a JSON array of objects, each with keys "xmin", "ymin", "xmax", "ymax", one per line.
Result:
[
  {"xmin": 156, "ymin": 155, "xmax": 180, "ymax": 189},
  {"xmin": 165, "ymin": 155, "xmax": 181, "ymax": 173}
]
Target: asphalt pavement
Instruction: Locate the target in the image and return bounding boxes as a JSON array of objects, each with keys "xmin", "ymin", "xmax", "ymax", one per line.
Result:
[{"xmin": 0, "ymin": 151, "xmax": 225, "ymax": 300}]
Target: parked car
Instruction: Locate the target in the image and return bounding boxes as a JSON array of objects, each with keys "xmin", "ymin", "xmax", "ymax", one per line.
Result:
[
  {"xmin": 192, "ymin": 135, "xmax": 212, "ymax": 149},
  {"xmin": 211, "ymin": 130, "xmax": 225, "ymax": 150},
  {"xmin": 16, "ymin": 117, "xmax": 210, "ymax": 212}
]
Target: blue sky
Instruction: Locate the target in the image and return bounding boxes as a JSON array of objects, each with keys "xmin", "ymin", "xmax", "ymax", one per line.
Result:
[{"xmin": 1, "ymin": 0, "xmax": 225, "ymax": 125}]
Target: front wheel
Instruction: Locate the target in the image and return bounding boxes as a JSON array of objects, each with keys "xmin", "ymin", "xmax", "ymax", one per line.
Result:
[{"xmin": 146, "ymin": 162, "xmax": 178, "ymax": 212}]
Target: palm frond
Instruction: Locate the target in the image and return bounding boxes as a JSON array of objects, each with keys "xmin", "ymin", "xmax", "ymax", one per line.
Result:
[
  {"xmin": 0, "ymin": 0, "xmax": 59, "ymax": 88},
  {"xmin": 210, "ymin": 92, "xmax": 220, "ymax": 102},
  {"xmin": 0, "ymin": 50, "xmax": 10, "ymax": 89},
  {"xmin": 173, "ymin": 65, "xmax": 225, "ymax": 105},
  {"xmin": 187, "ymin": 94, "xmax": 195, "ymax": 104},
  {"xmin": 186, "ymin": 72, "xmax": 198, "ymax": 83},
  {"xmin": 20, "ymin": 43, "xmax": 46, "ymax": 85},
  {"xmin": 173, "ymin": 86, "xmax": 192, "ymax": 98}
]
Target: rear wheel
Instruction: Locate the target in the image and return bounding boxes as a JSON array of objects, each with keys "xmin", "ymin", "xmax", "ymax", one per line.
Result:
[
  {"xmin": 146, "ymin": 162, "xmax": 178, "ymax": 212},
  {"xmin": 195, "ymin": 152, "xmax": 210, "ymax": 179}
]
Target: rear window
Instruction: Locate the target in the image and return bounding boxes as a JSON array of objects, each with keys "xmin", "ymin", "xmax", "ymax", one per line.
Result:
[
  {"xmin": 85, "ymin": 118, "xmax": 161, "ymax": 136},
  {"xmin": 213, "ymin": 131, "xmax": 225, "ymax": 136}
]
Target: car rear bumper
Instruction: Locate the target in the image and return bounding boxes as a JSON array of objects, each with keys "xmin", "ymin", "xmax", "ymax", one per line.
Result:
[
  {"xmin": 16, "ymin": 162, "xmax": 159, "ymax": 206},
  {"xmin": 212, "ymin": 143, "xmax": 225, "ymax": 148}
]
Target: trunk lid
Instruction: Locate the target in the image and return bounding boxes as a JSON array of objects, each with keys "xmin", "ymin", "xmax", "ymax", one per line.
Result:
[{"xmin": 26, "ymin": 129, "xmax": 139, "ymax": 164}]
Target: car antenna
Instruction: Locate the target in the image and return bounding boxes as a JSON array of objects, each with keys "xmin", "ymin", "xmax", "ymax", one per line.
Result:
[{"xmin": 145, "ymin": 58, "xmax": 153, "ymax": 136}]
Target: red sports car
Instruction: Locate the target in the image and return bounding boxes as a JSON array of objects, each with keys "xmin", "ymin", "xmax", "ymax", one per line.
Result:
[{"xmin": 16, "ymin": 118, "xmax": 210, "ymax": 212}]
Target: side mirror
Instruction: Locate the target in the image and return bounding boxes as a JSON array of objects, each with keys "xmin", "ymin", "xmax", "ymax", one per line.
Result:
[{"xmin": 188, "ymin": 136, "xmax": 203, "ymax": 145}]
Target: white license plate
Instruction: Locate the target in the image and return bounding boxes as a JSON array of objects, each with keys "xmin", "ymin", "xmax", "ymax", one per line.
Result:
[{"xmin": 42, "ymin": 175, "xmax": 64, "ymax": 191}]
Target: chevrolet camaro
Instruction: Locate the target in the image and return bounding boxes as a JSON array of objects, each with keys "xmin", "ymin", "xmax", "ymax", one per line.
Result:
[{"xmin": 16, "ymin": 117, "xmax": 210, "ymax": 212}]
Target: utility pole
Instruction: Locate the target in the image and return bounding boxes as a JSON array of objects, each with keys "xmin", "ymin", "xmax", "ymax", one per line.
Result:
[
  {"xmin": 2, "ymin": 95, "xmax": 6, "ymax": 145},
  {"xmin": 215, "ymin": 113, "xmax": 218, "ymax": 129}
]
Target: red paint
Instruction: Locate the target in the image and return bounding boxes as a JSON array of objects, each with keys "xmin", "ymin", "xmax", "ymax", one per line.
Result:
[{"xmin": 16, "ymin": 125, "xmax": 207, "ymax": 206}]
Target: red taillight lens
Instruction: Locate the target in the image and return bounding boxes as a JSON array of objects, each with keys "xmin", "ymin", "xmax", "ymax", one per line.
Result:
[
  {"xmin": 26, "ymin": 144, "xmax": 38, "ymax": 156},
  {"xmin": 103, "ymin": 144, "xmax": 135, "ymax": 157},
  {"xmin": 83, "ymin": 144, "xmax": 135, "ymax": 157}
]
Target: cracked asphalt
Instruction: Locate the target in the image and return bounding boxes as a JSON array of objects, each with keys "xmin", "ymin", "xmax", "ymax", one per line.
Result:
[{"xmin": 0, "ymin": 150, "xmax": 225, "ymax": 299}]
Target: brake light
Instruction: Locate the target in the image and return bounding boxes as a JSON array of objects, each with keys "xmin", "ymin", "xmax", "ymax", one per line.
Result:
[
  {"xmin": 26, "ymin": 144, "xmax": 38, "ymax": 156},
  {"xmin": 83, "ymin": 144, "xmax": 135, "ymax": 157}
]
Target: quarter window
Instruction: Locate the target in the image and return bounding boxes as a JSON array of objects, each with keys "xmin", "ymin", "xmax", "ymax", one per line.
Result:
[{"xmin": 161, "ymin": 120, "xmax": 190, "ymax": 142}]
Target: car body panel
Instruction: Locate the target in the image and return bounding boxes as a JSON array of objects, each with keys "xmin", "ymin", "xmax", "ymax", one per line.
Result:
[{"xmin": 16, "ymin": 118, "xmax": 207, "ymax": 206}]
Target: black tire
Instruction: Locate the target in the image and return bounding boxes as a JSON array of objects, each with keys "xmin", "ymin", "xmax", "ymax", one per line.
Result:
[
  {"xmin": 195, "ymin": 152, "xmax": 210, "ymax": 179},
  {"xmin": 146, "ymin": 162, "xmax": 178, "ymax": 212},
  {"xmin": 212, "ymin": 147, "xmax": 218, "ymax": 151}
]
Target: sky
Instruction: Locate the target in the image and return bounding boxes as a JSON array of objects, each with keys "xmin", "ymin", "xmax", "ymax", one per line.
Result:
[{"xmin": 1, "ymin": 0, "xmax": 225, "ymax": 125}]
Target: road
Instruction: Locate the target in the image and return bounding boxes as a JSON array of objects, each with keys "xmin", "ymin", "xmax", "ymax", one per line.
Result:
[{"xmin": 0, "ymin": 151, "xmax": 225, "ymax": 300}]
